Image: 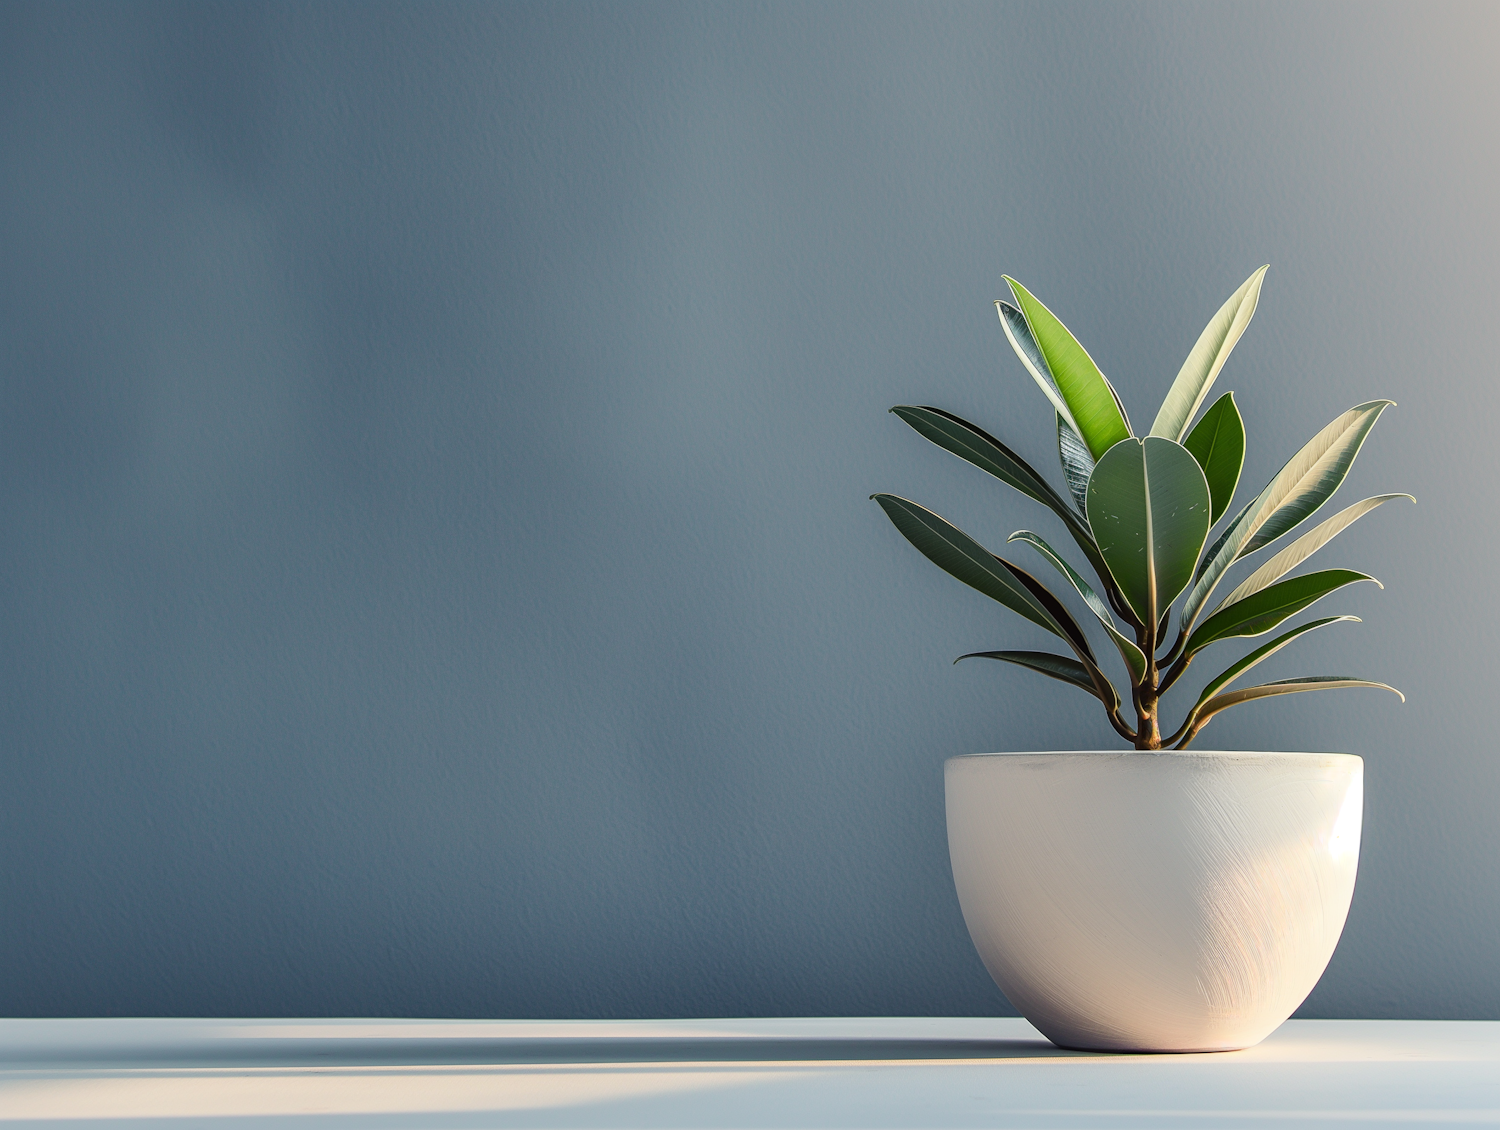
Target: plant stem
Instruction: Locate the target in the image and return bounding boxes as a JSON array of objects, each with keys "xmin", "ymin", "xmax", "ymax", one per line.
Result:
[{"xmin": 1132, "ymin": 621, "xmax": 1164, "ymax": 750}]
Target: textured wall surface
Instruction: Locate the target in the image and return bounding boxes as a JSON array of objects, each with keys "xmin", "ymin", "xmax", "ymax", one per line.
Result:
[{"xmin": 1, "ymin": 1, "xmax": 1496, "ymax": 1019}]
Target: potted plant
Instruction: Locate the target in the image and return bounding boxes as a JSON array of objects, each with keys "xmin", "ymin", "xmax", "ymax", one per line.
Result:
[{"xmin": 873, "ymin": 267, "xmax": 1409, "ymax": 1052}]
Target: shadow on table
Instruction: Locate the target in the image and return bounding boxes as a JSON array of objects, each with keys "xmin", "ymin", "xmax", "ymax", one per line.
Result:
[{"xmin": 6, "ymin": 1036, "xmax": 1101, "ymax": 1066}]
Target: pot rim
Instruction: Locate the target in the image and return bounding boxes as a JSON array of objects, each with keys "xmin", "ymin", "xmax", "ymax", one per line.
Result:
[{"xmin": 947, "ymin": 749, "xmax": 1362, "ymax": 762}]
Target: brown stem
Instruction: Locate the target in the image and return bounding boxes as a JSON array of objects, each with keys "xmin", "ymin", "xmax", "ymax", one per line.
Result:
[{"xmin": 1130, "ymin": 612, "xmax": 1163, "ymax": 750}]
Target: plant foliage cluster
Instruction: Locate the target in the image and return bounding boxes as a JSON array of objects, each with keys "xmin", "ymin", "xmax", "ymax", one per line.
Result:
[{"xmin": 873, "ymin": 268, "xmax": 1407, "ymax": 749}]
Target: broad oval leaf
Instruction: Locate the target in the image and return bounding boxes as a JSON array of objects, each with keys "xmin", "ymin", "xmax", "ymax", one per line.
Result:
[
  {"xmin": 955, "ymin": 650, "xmax": 1115, "ymax": 706},
  {"xmin": 870, "ymin": 494, "xmax": 1071, "ymax": 643},
  {"xmin": 1086, "ymin": 437, "xmax": 1212, "ymax": 628},
  {"xmin": 1182, "ymin": 392, "xmax": 1245, "ymax": 526},
  {"xmin": 1185, "ymin": 568, "xmax": 1378, "ymax": 656},
  {"xmin": 995, "ymin": 301, "xmax": 1078, "ymax": 431},
  {"xmin": 1180, "ymin": 400, "xmax": 1394, "ymax": 632},
  {"xmin": 1009, "ymin": 530, "xmax": 1148, "ymax": 684},
  {"xmin": 1057, "ymin": 413, "xmax": 1094, "ymax": 514},
  {"xmin": 1005, "ymin": 277, "xmax": 1131, "ymax": 460},
  {"xmin": 1150, "ymin": 266, "xmax": 1268, "ymax": 440},
  {"xmin": 1216, "ymin": 494, "xmax": 1414, "ymax": 612}
]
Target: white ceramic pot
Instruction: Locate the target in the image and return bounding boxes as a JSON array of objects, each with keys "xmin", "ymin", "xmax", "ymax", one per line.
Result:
[{"xmin": 945, "ymin": 751, "xmax": 1363, "ymax": 1053}]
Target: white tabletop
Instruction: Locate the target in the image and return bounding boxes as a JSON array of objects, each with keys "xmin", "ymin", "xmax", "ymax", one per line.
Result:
[{"xmin": 1, "ymin": 1016, "xmax": 1496, "ymax": 1128}]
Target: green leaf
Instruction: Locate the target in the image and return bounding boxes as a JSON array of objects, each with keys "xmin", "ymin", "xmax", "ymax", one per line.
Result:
[
  {"xmin": 1180, "ymin": 400, "xmax": 1395, "ymax": 633},
  {"xmin": 1242, "ymin": 400, "xmax": 1397, "ymax": 555},
  {"xmin": 1150, "ymin": 266, "xmax": 1268, "ymax": 441},
  {"xmin": 956, "ymin": 650, "xmax": 1112, "ymax": 704},
  {"xmin": 1189, "ymin": 615, "xmax": 1361, "ymax": 714},
  {"xmin": 871, "ymin": 494, "xmax": 1072, "ymax": 642},
  {"xmin": 888, "ymin": 405, "xmax": 1122, "ymax": 616},
  {"xmin": 1189, "ymin": 676, "xmax": 1404, "ymax": 734},
  {"xmin": 995, "ymin": 301, "xmax": 1078, "ymax": 431},
  {"xmin": 1008, "ymin": 530, "xmax": 1148, "ymax": 684},
  {"xmin": 1103, "ymin": 373, "xmax": 1133, "ymax": 436},
  {"xmin": 891, "ymin": 406, "xmax": 1074, "ymax": 517},
  {"xmin": 1215, "ymin": 494, "xmax": 1414, "ymax": 612},
  {"xmin": 1005, "ymin": 278, "xmax": 1131, "ymax": 460},
  {"xmin": 1085, "ymin": 437, "xmax": 1212, "ymax": 629},
  {"xmin": 996, "ymin": 555, "xmax": 1099, "ymax": 664},
  {"xmin": 1185, "ymin": 569, "xmax": 1379, "ymax": 655},
  {"xmin": 1182, "ymin": 392, "xmax": 1245, "ymax": 525},
  {"xmin": 1057, "ymin": 413, "xmax": 1094, "ymax": 514}
]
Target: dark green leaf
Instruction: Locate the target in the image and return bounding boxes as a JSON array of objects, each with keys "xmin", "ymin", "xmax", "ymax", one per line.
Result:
[
  {"xmin": 955, "ymin": 650, "xmax": 1108, "ymax": 702},
  {"xmin": 1185, "ymin": 569, "xmax": 1378, "ymax": 655},
  {"xmin": 871, "ymin": 494, "xmax": 1065, "ymax": 639},
  {"xmin": 1183, "ymin": 392, "xmax": 1246, "ymax": 526},
  {"xmin": 1086, "ymin": 437, "xmax": 1212, "ymax": 627},
  {"xmin": 996, "ymin": 555, "xmax": 1098, "ymax": 664},
  {"xmin": 891, "ymin": 406, "xmax": 1072, "ymax": 516},
  {"xmin": 1189, "ymin": 615, "xmax": 1360, "ymax": 714},
  {"xmin": 889, "ymin": 405, "xmax": 1122, "ymax": 616},
  {"xmin": 1009, "ymin": 530, "xmax": 1147, "ymax": 684}
]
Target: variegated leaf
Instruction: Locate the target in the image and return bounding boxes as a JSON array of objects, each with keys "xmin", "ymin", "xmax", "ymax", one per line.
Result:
[
  {"xmin": 1180, "ymin": 400, "xmax": 1394, "ymax": 634},
  {"xmin": 1215, "ymin": 494, "xmax": 1414, "ymax": 612},
  {"xmin": 1150, "ymin": 266, "xmax": 1268, "ymax": 441},
  {"xmin": 1057, "ymin": 413, "xmax": 1094, "ymax": 514}
]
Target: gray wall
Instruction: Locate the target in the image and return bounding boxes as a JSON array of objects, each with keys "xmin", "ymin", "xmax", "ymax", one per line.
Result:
[{"xmin": 0, "ymin": 0, "xmax": 1495, "ymax": 1019}]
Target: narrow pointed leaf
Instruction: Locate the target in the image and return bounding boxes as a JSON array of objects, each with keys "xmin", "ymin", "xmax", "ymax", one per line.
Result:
[
  {"xmin": 1217, "ymin": 494, "xmax": 1414, "ymax": 612},
  {"xmin": 889, "ymin": 405, "xmax": 1121, "ymax": 614},
  {"xmin": 996, "ymin": 301, "xmax": 1078, "ymax": 430},
  {"xmin": 1194, "ymin": 498, "xmax": 1252, "ymax": 583},
  {"xmin": 995, "ymin": 556, "xmax": 1098, "ymax": 664},
  {"xmin": 1009, "ymin": 531, "xmax": 1148, "ymax": 683},
  {"xmin": 1193, "ymin": 676, "xmax": 1404, "ymax": 727},
  {"xmin": 1008, "ymin": 528, "xmax": 1146, "ymax": 678},
  {"xmin": 1005, "ymin": 277, "xmax": 1131, "ymax": 459},
  {"xmin": 1182, "ymin": 392, "xmax": 1246, "ymax": 525},
  {"xmin": 1150, "ymin": 266, "xmax": 1268, "ymax": 440},
  {"xmin": 891, "ymin": 406, "xmax": 1073, "ymax": 516},
  {"xmin": 1103, "ymin": 374, "xmax": 1133, "ymax": 435},
  {"xmin": 1181, "ymin": 400, "xmax": 1395, "ymax": 632},
  {"xmin": 955, "ymin": 650, "xmax": 1110, "ymax": 703},
  {"xmin": 1086, "ymin": 437, "xmax": 1212, "ymax": 627},
  {"xmin": 1057, "ymin": 413, "xmax": 1094, "ymax": 514},
  {"xmin": 1190, "ymin": 615, "xmax": 1360, "ymax": 714},
  {"xmin": 1185, "ymin": 569, "xmax": 1378, "ymax": 655},
  {"xmin": 1243, "ymin": 401, "xmax": 1396, "ymax": 554},
  {"xmin": 870, "ymin": 494, "xmax": 1066, "ymax": 639}
]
